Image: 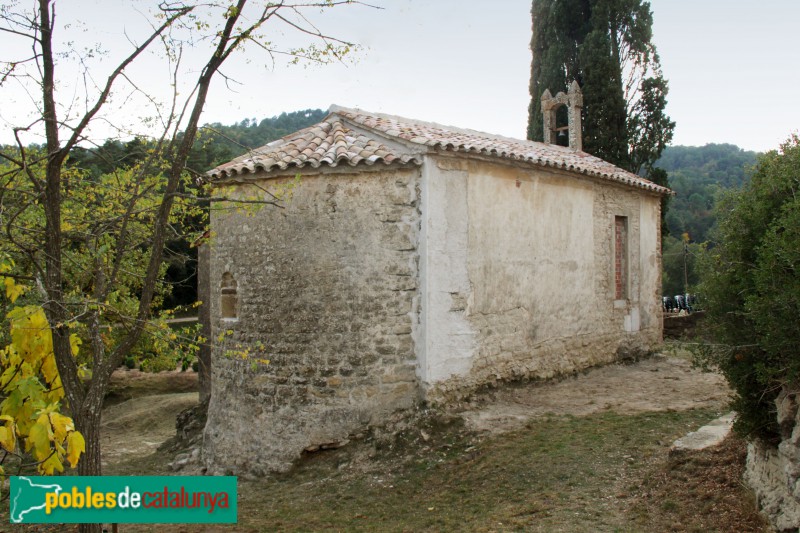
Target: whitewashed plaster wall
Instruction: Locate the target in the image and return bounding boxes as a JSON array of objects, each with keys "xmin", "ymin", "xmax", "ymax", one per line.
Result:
[{"xmin": 420, "ymin": 155, "xmax": 662, "ymax": 399}]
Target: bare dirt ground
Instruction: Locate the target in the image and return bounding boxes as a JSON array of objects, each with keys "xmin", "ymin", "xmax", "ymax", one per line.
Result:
[
  {"xmin": 101, "ymin": 369, "xmax": 199, "ymax": 468},
  {"xmin": 101, "ymin": 392, "xmax": 198, "ymax": 468},
  {"xmin": 462, "ymin": 350, "xmax": 732, "ymax": 435}
]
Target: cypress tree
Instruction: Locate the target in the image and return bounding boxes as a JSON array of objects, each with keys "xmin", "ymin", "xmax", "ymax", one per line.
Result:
[
  {"xmin": 579, "ymin": 28, "xmax": 629, "ymax": 167},
  {"xmin": 527, "ymin": 0, "xmax": 674, "ymax": 175},
  {"xmin": 527, "ymin": 0, "xmax": 591, "ymax": 142}
]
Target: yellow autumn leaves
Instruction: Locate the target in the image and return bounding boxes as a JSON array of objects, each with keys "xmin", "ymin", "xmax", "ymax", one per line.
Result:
[
  {"xmin": 1, "ymin": 260, "xmax": 25, "ymax": 303},
  {"xmin": 23, "ymin": 411, "xmax": 86, "ymax": 474},
  {"xmin": 0, "ymin": 300, "xmax": 86, "ymax": 475}
]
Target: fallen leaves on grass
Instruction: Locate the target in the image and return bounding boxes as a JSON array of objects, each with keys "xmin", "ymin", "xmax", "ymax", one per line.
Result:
[{"xmin": 627, "ymin": 435, "xmax": 769, "ymax": 532}]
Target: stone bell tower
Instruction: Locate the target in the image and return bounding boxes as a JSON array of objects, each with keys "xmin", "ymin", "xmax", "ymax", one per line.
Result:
[{"xmin": 541, "ymin": 80, "xmax": 583, "ymax": 152}]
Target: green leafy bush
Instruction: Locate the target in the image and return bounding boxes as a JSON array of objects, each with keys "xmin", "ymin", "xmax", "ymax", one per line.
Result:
[
  {"xmin": 131, "ymin": 319, "xmax": 200, "ymax": 374},
  {"xmin": 696, "ymin": 136, "xmax": 800, "ymax": 441}
]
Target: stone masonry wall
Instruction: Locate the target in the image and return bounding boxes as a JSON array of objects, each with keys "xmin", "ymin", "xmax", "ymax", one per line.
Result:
[
  {"xmin": 746, "ymin": 388, "xmax": 800, "ymax": 531},
  {"xmin": 203, "ymin": 167, "xmax": 421, "ymax": 475}
]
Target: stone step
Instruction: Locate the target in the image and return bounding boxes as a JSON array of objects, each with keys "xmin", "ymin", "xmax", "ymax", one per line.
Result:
[{"xmin": 672, "ymin": 412, "xmax": 736, "ymax": 451}]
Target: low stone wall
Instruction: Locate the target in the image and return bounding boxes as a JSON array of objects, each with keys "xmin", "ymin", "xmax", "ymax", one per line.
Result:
[
  {"xmin": 662, "ymin": 311, "xmax": 704, "ymax": 339},
  {"xmin": 745, "ymin": 388, "xmax": 800, "ymax": 531}
]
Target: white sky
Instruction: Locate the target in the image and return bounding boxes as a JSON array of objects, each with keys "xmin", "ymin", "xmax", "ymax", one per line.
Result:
[{"xmin": 1, "ymin": 0, "xmax": 798, "ymax": 153}]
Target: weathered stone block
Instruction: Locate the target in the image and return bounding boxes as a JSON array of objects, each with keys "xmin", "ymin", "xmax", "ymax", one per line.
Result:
[
  {"xmin": 381, "ymin": 224, "xmax": 415, "ymax": 250},
  {"xmin": 389, "ymin": 324, "xmax": 412, "ymax": 335},
  {"xmin": 385, "ymin": 259, "xmax": 415, "ymax": 277},
  {"xmin": 381, "ymin": 364, "xmax": 417, "ymax": 384},
  {"xmin": 375, "ymin": 206, "xmax": 407, "ymax": 223},
  {"xmin": 387, "ymin": 276, "xmax": 417, "ymax": 292}
]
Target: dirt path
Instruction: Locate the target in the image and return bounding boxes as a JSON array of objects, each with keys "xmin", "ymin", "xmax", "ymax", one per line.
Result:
[
  {"xmin": 462, "ymin": 352, "xmax": 731, "ymax": 435},
  {"xmin": 105, "ymin": 368, "xmax": 198, "ymax": 405},
  {"xmin": 101, "ymin": 392, "xmax": 198, "ymax": 467},
  {"xmin": 100, "ymin": 369, "xmax": 199, "ymax": 468}
]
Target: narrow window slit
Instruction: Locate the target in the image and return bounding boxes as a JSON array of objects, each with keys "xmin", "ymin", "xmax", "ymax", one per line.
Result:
[{"xmin": 221, "ymin": 272, "xmax": 238, "ymax": 319}]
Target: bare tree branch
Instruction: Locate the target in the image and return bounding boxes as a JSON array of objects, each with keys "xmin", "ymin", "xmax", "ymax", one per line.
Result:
[{"xmin": 59, "ymin": 5, "xmax": 195, "ymax": 158}]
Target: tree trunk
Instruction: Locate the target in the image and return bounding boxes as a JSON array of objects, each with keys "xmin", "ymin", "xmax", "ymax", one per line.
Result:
[
  {"xmin": 78, "ymin": 520, "xmax": 103, "ymax": 533},
  {"xmin": 75, "ymin": 396, "xmax": 103, "ymax": 533},
  {"xmin": 197, "ymin": 242, "xmax": 212, "ymax": 404},
  {"xmin": 76, "ymin": 411, "xmax": 102, "ymax": 475}
]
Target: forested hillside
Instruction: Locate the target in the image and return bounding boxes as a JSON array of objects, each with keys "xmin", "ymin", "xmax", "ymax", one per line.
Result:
[
  {"xmin": 187, "ymin": 109, "xmax": 328, "ymax": 174},
  {"xmin": 70, "ymin": 108, "xmax": 327, "ymax": 178},
  {"xmin": 658, "ymin": 144, "xmax": 759, "ymax": 243},
  {"xmin": 658, "ymin": 143, "xmax": 759, "ymax": 295}
]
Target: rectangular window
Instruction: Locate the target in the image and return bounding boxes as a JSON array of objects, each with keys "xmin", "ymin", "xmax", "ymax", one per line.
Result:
[{"xmin": 614, "ymin": 216, "xmax": 628, "ymax": 300}]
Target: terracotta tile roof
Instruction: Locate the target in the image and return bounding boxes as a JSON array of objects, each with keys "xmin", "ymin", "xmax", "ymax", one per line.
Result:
[
  {"xmin": 208, "ymin": 105, "xmax": 671, "ymax": 195},
  {"xmin": 206, "ymin": 116, "xmax": 423, "ymax": 179}
]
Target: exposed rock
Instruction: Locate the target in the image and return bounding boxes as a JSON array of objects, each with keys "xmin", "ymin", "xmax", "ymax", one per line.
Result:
[
  {"xmin": 176, "ymin": 399, "xmax": 208, "ymax": 448},
  {"xmin": 746, "ymin": 387, "xmax": 800, "ymax": 531},
  {"xmin": 168, "ymin": 447, "xmax": 201, "ymax": 472}
]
